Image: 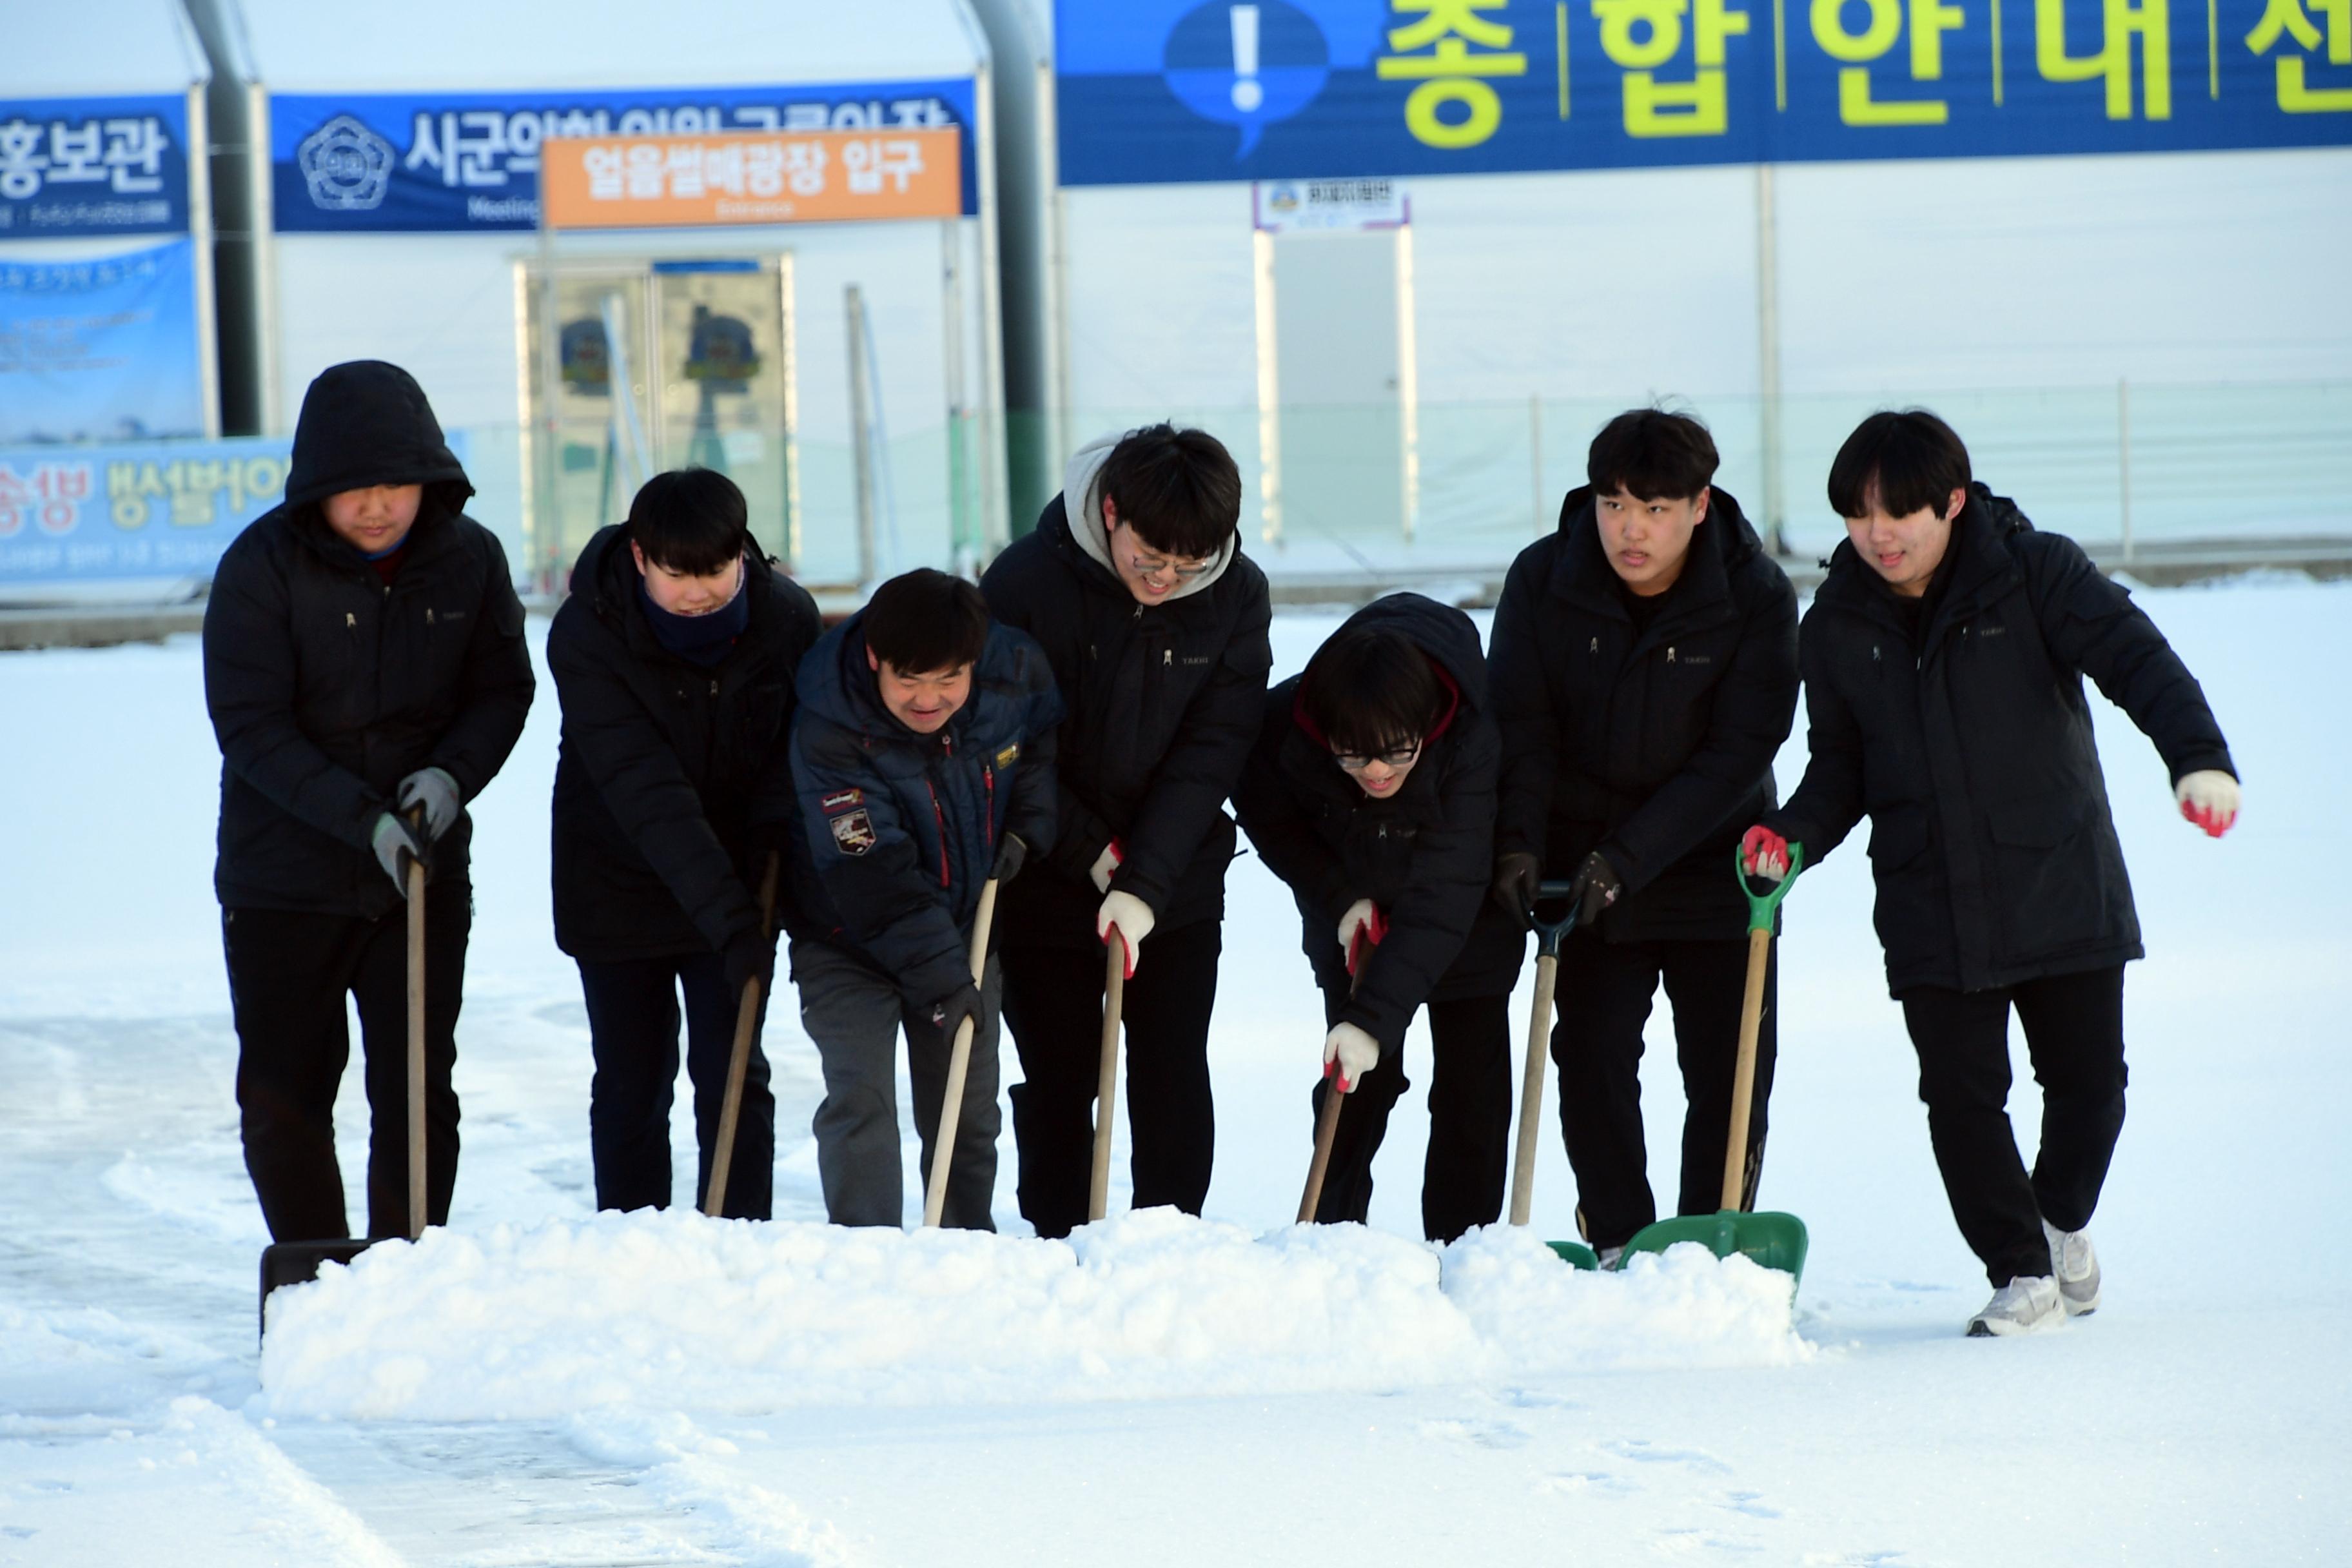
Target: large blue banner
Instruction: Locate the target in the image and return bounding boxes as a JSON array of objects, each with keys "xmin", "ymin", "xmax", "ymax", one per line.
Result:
[
  {"xmin": 0, "ymin": 436, "xmax": 286, "ymax": 584},
  {"xmin": 1054, "ymin": 0, "xmax": 2352, "ymax": 184},
  {"xmin": 0, "ymin": 239, "xmax": 207, "ymax": 446},
  {"xmin": 0, "ymin": 95, "xmax": 190, "ymax": 237},
  {"xmin": 270, "ymin": 81, "xmax": 981, "ymax": 231}
]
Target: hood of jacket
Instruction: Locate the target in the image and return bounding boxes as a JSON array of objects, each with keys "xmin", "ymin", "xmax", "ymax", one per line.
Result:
[
  {"xmin": 573, "ymin": 522, "xmax": 769, "ymax": 656},
  {"xmin": 1059, "ymin": 427, "xmax": 1239, "ymax": 603},
  {"xmin": 797, "ymin": 606, "xmax": 961, "ymax": 747},
  {"xmin": 282, "ymin": 360, "xmax": 473, "ymax": 517},
  {"xmin": 1548, "ymin": 481, "xmax": 1767, "ymax": 612}
]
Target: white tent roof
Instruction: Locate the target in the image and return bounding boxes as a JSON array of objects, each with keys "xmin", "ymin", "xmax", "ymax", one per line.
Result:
[
  {"xmin": 3, "ymin": 0, "xmax": 208, "ymax": 99},
  {"xmin": 220, "ymin": 0, "xmax": 987, "ymax": 92}
]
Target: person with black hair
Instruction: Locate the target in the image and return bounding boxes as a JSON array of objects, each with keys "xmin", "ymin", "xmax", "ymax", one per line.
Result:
[
  {"xmin": 1232, "ymin": 595, "xmax": 1524, "ymax": 1240},
  {"xmin": 979, "ymin": 424, "xmax": 1273, "ymax": 1239},
  {"xmin": 545, "ymin": 469, "xmax": 822, "ymax": 1219},
  {"xmin": 1489, "ymin": 407, "xmax": 1799, "ymax": 1264},
  {"xmin": 202, "ymin": 360, "xmax": 534, "ymax": 1243},
  {"xmin": 785, "ymin": 569, "xmax": 1062, "ymax": 1229},
  {"xmin": 1746, "ymin": 409, "xmax": 2237, "ymax": 1336}
]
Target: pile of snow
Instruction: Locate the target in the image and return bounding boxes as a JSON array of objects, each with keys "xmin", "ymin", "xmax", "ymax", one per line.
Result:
[{"xmin": 259, "ymin": 1208, "xmax": 1807, "ymax": 1420}]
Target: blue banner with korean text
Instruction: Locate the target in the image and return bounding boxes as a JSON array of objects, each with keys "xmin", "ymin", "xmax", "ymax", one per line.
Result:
[
  {"xmin": 1054, "ymin": 0, "xmax": 2351, "ymax": 184},
  {"xmin": 0, "ymin": 240, "xmax": 207, "ymax": 446},
  {"xmin": 270, "ymin": 81, "xmax": 981, "ymax": 231},
  {"xmin": 0, "ymin": 437, "xmax": 287, "ymax": 585},
  {"xmin": 0, "ymin": 95, "xmax": 190, "ymax": 237}
]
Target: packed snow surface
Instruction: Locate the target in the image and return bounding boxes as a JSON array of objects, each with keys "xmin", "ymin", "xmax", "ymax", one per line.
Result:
[{"xmin": 259, "ymin": 1213, "xmax": 1805, "ymax": 1419}]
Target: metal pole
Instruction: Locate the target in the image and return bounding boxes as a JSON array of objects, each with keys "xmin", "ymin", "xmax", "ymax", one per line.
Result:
[
  {"xmin": 1755, "ymin": 164, "xmax": 1785, "ymax": 556},
  {"xmin": 2117, "ymin": 377, "xmax": 2134, "ymax": 567},
  {"xmin": 847, "ymin": 285, "xmax": 877, "ymax": 588},
  {"xmin": 1529, "ymin": 393, "xmax": 1545, "ymax": 534}
]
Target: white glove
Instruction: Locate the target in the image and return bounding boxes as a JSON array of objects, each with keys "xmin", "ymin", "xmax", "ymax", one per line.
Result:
[
  {"xmin": 1322, "ymin": 1023, "xmax": 1380, "ymax": 1093},
  {"xmin": 1089, "ymin": 842, "xmax": 1122, "ymax": 895},
  {"xmin": 1097, "ymin": 890, "xmax": 1156, "ymax": 978},
  {"xmin": 1337, "ymin": 899, "xmax": 1379, "ymax": 960},
  {"xmin": 396, "ymin": 765, "xmax": 464, "ymax": 842},
  {"xmin": 2175, "ymin": 770, "xmax": 2239, "ymax": 839}
]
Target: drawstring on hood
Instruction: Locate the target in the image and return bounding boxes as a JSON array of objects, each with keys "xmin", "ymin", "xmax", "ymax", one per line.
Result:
[{"xmin": 1062, "ymin": 428, "xmax": 1239, "ymax": 603}]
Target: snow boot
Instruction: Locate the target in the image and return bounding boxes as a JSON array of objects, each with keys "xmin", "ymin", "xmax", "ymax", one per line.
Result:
[
  {"xmin": 2043, "ymin": 1220, "xmax": 2101, "ymax": 1317},
  {"xmin": 1966, "ymin": 1275, "xmax": 2063, "ymax": 1337}
]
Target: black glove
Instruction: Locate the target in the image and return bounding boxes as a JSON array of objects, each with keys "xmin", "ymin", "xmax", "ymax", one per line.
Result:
[
  {"xmin": 1565, "ymin": 850, "xmax": 1623, "ymax": 928},
  {"xmin": 990, "ymin": 832, "xmax": 1029, "ymax": 885},
  {"xmin": 927, "ymin": 981, "xmax": 984, "ymax": 1042},
  {"xmin": 1490, "ymin": 850, "xmax": 1540, "ymax": 930},
  {"xmin": 722, "ymin": 927, "xmax": 777, "ymax": 1001},
  {"xmin": 369, "ymin": 811, "xmax": 431, "ymax": 896}
]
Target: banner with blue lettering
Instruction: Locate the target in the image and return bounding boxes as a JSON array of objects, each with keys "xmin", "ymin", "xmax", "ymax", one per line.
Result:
[
  {"xmin": 0, "ymin": 95, "xmax": 191, "ymax": 237},
  {"xmin": 270, "ymin": 82, "xmax": 981, "ymax": 231},
  {"xmin": 0, "ymin": 239, "xmax": 206, "ymax": 447},
  {"xmin": 1054, "ymin": 0, "xmax": 2352, "ymax": 185},
  {"xmin": 0, "ymin": 436, "xmax": 288, "ymax": 585}
]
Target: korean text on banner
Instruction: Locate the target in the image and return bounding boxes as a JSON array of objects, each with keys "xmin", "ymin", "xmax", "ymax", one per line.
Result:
[
  {"xmin": 0, "ymin": 239, "xmax": 206, "ymax": 446},
  {"xmin": 0, "ymin": 95, "xmax": 190, "ymax": 238},
  {"xmin": 0, "ymin": 438, "xmax": 286, "ymax": 585},
  {"xmin": 540, "ymin": 128, "xmax": 964, "ymax": 228}
]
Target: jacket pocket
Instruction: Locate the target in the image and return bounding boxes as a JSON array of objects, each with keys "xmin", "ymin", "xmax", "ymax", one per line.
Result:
[{"xmin": 1984, "ymin": 792, "xmax": 2110, "ymax": 960}]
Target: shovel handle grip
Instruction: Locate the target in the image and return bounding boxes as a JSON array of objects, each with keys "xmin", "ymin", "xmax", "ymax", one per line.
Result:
[
  {"xmin": 1527, "ymin": 877, "xmax": 1580, "ymax": 957},
  {"xmin": 1738, "ymin": 842, "xmax": 1804, "ymax": 932}
]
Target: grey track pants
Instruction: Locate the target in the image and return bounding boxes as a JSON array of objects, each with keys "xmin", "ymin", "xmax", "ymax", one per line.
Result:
[{"xmin": 788, "ymin": 937, "xmax": 1001, "ymax": 1230}]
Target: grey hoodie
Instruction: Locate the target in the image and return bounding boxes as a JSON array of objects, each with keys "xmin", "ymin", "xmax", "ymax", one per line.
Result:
[{"xmin": 1061, "ymin": 429, "xmax": 1240, "ymax": 603}]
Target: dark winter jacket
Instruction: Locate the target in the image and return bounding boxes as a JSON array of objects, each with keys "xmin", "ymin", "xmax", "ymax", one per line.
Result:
[
  {"xmin": 785, "ymin": 611, "xmax": 1063, "ymax": 1008},
  {"xmin": 1233, "ymin": 594, "xmax": 1525, "ymax": 1057},
  {"xmin": 1767, "ymin": 486, "xmax": 2235, "ymax": 995},
  {"xmin": 1490, "ymin": 485, "xmax": 1799, "ymax": 941},
  {"xmin": 979, "ymin": 432, "xmax": 1274, "ymax": 945},
  {"xmin": 546, "ymin": 524, "xmax": 823, "ymax": 963},
  {"xmin": 202, "ymin": 360, "xmax": 534, "ymax": 917}
]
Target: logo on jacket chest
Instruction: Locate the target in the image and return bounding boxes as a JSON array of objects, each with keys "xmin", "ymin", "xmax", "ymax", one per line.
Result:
[{"xmin": 828, "ymin": 808, "xmax": 877, "ymax": 856}]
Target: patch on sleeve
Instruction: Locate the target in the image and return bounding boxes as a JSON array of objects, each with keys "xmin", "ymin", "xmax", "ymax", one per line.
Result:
[
  {"xmin": 994, "ymin": 743, "xmax": 1020, "ymax": 768},
  {"xmin": 820, "ymin": 788, "xmax": 863, "ymax": 814},
  {"xmin": 828, "ymin": 808, "xmax": 877, "ymax": 856}
]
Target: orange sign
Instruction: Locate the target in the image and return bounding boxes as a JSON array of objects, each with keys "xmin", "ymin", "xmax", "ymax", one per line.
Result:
[{"xmin": 539, "ymin": 127, "xmax": 962, "ymax": 230}]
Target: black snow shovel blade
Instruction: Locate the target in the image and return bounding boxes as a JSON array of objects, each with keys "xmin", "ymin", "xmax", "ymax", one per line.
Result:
[{"xmin": 259, "ymin": 1239, "xmax": 373, "ymax": 1335}]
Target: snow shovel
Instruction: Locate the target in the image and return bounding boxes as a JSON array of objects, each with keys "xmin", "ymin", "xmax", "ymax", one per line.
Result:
[
  {"xmin": 1087, "ymin": 943, "xmax": 1124, "ymax": 1223},
  {"xmin": 1614, "ymin": 845, "xmax": 1809, "ymax": 1283},
  {"xmin": 702, "ymin": 852, "xmax": 781, "ymax": 1218},
  {"xmin": 258, "ymin": 808, "xmax": 431, "ymax": 1334},
  {"xmin": 1509, "ymin": 881, "xmax": 1600, "ymax": 1271},
  {"xmin": 921, "ymin": 876, "xmax": 1002, "ymax": 1228},
  {"xmin": 1296, "ymin": 923, "xmax": 1377, "ymax": 1224}
]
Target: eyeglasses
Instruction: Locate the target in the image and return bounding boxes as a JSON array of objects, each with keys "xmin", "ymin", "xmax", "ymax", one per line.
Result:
[
  {"xmin": 1111, "ymin": 521, "xmax": 1215, "ymax": 583},
  {"xmin": 1333, "ymin": 741, "xmax": 1422, "ymax": 772}
]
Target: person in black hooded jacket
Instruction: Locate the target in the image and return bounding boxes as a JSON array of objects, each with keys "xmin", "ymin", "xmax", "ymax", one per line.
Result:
[
  {"xmin": 979, "ymin": 425, "xmax": 1273, "ymax": 1239},
  {"xmin": 1745, "ymin": 409, "xmax": 2237, "ymax": 1337},
  {"xmin": 202, "ymin": 360, "xmax": 534, "ymax": 1243},
  {"xmin": 1233, "ymin": 594, "xmax": 1525, "ymax": 1241},
  {"xmin": 546, "ymin": 469, "xmax": 821, "ymax": 1220},
  {"xmin": 1488, "ymin": 408, "xmax": 1799, "ymax": 1262}
]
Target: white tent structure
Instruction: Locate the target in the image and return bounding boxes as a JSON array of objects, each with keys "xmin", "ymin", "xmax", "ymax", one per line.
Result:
[
  {"xmin": 970, "ymin": 0, "xmax": 2352, "ymax": 585},
  {"xmin": 190, "ymin": 0, "xmax": 1008, "ymax": 590}
]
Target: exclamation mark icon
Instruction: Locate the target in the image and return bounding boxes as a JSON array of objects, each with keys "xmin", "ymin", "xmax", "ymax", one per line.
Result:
[{"xmin": 1230, "ymin": 5, "xmax": 1263, "ymax": 111}]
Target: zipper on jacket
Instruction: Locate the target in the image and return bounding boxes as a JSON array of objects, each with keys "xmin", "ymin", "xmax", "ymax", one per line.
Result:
[
  {"xmin": 1667, "ymin": 645, "xmax": 1677, "ymax": 663},
  {"xmin": 1589, "ymin": 636, "xmax": 1599, "ymax": 654},
  {"xmin": 984, "ymin": 767, "xmax": 996, "ymax": 849},
  {"xmin": 346, "ymin": 611, "xmax": 357, "ymax": 629},
  {"xmin": 1162, "ymin": 649, "xmax": 1172, "ymax": 669},
  {"xmin": 426, "ymin": 607, "xmax": 435, "ymax": 627},
  {"xmin": 925, "ymin": 782, "xmax": 951, "ymax": 888}
]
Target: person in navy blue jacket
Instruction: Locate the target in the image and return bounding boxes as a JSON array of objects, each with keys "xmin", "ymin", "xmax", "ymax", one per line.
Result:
[{"xmin": 784, "ymin": 569, "xmax": 1062, "ymax": 1230}]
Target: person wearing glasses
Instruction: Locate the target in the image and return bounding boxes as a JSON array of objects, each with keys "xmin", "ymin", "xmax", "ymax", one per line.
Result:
[
  {"xmin": 980, "ymin": 425, "xmax": 1273, "ymax": 1239},
  {"xmin": 1488, "ymin": 408, "xmax": 1799, "ymax": 1266},
  {"xmin": 1231, "ymin": 594, "xmax": 1524, "ymax": 1240}
]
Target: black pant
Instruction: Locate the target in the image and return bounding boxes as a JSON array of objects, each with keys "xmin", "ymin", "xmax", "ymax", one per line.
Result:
[
  {"xmin": 1899, "ymin": 966, "xmax": 2127, "ymax": 1287},
  {"xmin": 1552, "ymin": 933, "xmax": 1774, "ymax": 1252},
  {"xmin": 576, "ymin": 950, "xmax": 777, "ymax": 1220},
  {"xmin": 999, "ymin": 921, "xmax": 1222, "ymax": 1239},
  {"xmin": 224, "ymin": 884, "xmax": 471, "ymax": 1243},
  {"xmin": 1308, "ymin": 993, "xmax": 1513, "ymax": 1242}
]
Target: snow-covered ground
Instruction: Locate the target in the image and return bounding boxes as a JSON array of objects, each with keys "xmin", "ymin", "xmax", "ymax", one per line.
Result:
[{"xmin": 3, "ymin": 578, "xmax": 2348, "ymax": 1565}]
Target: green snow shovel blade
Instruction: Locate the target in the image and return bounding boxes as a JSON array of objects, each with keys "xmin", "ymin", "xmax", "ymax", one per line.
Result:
[
  {"xmin": 1507, "ymin": 882, "xmax": 1598, "ymax": 1269},
  {"xmin": 1614, "ymin": 845, "xmax": 1810, "ymax": 1284}
]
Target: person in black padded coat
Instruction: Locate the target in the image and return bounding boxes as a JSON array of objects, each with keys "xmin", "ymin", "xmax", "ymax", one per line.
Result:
[{"xmin": 1233, "ymin": 593, "xmax": 1525, "ymax": 1241}]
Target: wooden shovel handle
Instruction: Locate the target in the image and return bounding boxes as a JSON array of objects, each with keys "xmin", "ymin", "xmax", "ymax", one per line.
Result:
[
  {"xmin": 1088, "ymin": 945, "xmax": 1124, "ymax": 1224},
  {"xmin": 1720, "ymin": 925, "xmax": 1772, "ymax": 1212},
  {"xmin": 922, "ymin": 877, "xmax": 1001, "ymax": 1228},
  {"xmin": 1507, "ymin": 952, "xmax": 1560, "ymax": 1228},
  {"xmin": 703, "ymin": 853, "xmax": 781, "ymax": 1219},
  {"xmin": 1297, "ymin": 1076, "xmax": 1346, "ymax": 1224},
  {"xmin": 405, "ymin": 836, "xmax": 427, "ymax": 1243}
]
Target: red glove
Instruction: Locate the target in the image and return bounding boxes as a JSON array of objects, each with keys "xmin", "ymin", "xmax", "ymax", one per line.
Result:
[
  {"xmin": 1740, "ymin": 825, "xmax": 1791, "ymax": 881},
  {"xmin": 1340, "ymin": 901, "xmax": 1388, "ymax": 977}
]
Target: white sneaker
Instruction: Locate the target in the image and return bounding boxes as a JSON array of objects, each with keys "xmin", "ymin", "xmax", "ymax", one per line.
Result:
[
  {"xmin": 1967, "ymin": 1275, "xmax": 2063, "ymax": 1337},
  {"xmin": 2043, "ymin": 1220, "xmax": 2101, "ymax": 1317}
]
